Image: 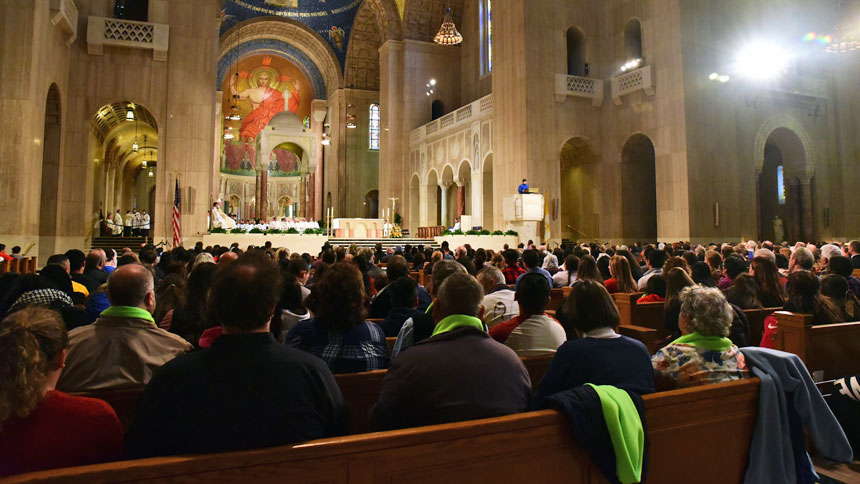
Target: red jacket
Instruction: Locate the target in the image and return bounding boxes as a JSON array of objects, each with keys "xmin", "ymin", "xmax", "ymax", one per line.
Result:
[{"xmin": 0, "ymin": 390, "xmax": 123, "ymax": 477}]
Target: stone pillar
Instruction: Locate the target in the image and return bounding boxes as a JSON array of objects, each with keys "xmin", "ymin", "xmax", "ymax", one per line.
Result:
[
  {"xmin": 801, "ymin": 177, "xmax": 814, "ymax": 242},
  {"xmin": 754, "ymin": 169, "xmax": 762, "ymax": 240},
  {"xmin": 378, "ymin": 41, "xmax": 405, "ymax": 233},
  {"xmin": 470, "ymin": 168, "xmax": 483, "ymax": 228},
  {"xmin": 456, "ymin": 183, "xmax": 465, "ymax": 218},
  {"xmin": 440, "ymin": 183, "xmax": 450, "ymax": 227}
]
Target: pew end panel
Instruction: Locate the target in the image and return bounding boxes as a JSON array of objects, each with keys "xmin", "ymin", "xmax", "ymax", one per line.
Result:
[
  {"xmin": 773, "ymin": 311, "xmax": 860, "ymax": 379},
  {"xmin": 334, "ymin": 370, "xmax": 387, "ymax": 435},
  {"xmin": 617, "ymin": 324, "xmax": 661, "ymax": 354},
  {"xmin": 520, "ymin": 354, "xmax": 555, "ymax": 390},
  {"xmin": 547, "ymin": 289, "xmax": 566, "ymax": 312}
]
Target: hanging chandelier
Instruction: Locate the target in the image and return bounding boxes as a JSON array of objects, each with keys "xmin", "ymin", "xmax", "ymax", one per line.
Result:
[
  {"xmin": 434, "ymin": 6, "xmax": 463, "ymax": 46},
  {"xmin": 346, "ymin": 104, "xmax": 357, "ymax": 128},
  {"xmin": 131, "ymin": 118, "xmax": 139, "ymax": 152}
]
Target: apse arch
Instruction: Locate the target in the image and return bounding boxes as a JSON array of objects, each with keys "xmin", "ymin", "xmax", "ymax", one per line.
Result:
[
  {"xmin": 753, "ymin": 113, "xmax": 816, "ymax": 179},
  {"xmin": 219, "ymin": 17, "xmax": 343, "ymax": 96}
]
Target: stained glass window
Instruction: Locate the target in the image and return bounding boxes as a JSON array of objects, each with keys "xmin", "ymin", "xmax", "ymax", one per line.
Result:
[
  {"xmin": 369, "ymin": 103, "xmax": 380, "ymax": 151},
  {"xmin": 481, "ymin": 0, "xmax": 493, "ymax": 74},
  {"xmin": 777, "ymin": 165, "xmax": 786, "ymax": 205}
]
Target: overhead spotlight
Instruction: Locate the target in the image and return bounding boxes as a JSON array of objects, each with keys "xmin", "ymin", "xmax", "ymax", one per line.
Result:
[
  {"xmin": 735, "ymin": 42, "xmax": 790, "ymax": 80},
  {"xmin": 718, "ymin": 75, "xmax": 730, "ymax": 83},
  {"xmin": 430, "ymin": 78, "xmax": 436, "ymax": 86},
  {"xmin": 620, "ymin": 58, "xmax": 642, "ymax": 72},
  {"xmin": 709, "ymin": 72, "xmax": 719, "ymax": 80}
]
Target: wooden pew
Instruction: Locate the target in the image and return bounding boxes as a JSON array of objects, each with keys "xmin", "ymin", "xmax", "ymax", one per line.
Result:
[
  {"xmin": 8, "ymin": 257, "xmax": 20, "ymax": 273},
  {"xmin": 546, "ymin": 287, "xmax": 571, "ymax": 312},
  {"xmin": 0, "ymin": 260, "xmax": 7, "ymax": 274},
  {"xmin": 7, "ymin": 379, "xmax": 760, "ymax": 484},
  {"xmin": 853, "ymin": 268, "xmax": 860, "ymax": 279},
  {"xmin": 333, "ymin": 370, "xmax": 387, "ymax": 435},
  {"xmin": 27, "ymin": 256, "xmax": 37, "ymax": 273},
  {"xmin": 612, "ymin": 293, "xmax": 666, "ymax": 338},
  {"xmin": 71, "ymin": 387, "xmax": 146, "ymax": 431},
  {"xmin": 409, "ymin": 271, "xmax": 420, "ymax": 282},
  {"xmin": 385, "ymin": 337, "xmax": 396, "ymax": 355},
  {"xmin": 744, "ymin": 307, "xmax": 781, "ymax": 345},
  {"xmin": 520, "ymin": 354, "xmax": 554, "ymax": 390},
  {"xmin": 618, "ymin": 324, "xmax": 661, "ymax": 354},
  {"xmin": 418, "ymin": 269, "xmax": 427, "ymax": 287},
  {"xmin": 772, "ymin": 311, "xmax": 860, "ymax": 379}
]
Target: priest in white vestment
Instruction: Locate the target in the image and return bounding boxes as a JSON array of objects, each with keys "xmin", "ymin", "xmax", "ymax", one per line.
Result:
[
  {"xmin": 111, "ymin": 210, "xmax": 123, "ymax": 236},
  {"xmin": 211, "ymin": 201, "xmax": 236, "ymax": 229}
]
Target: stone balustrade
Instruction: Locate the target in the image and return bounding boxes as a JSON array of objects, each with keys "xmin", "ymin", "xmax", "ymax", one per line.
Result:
[
  {"xmin": 50, "ymin": 0, "xmax": 78, "ymax": 46},
  {"xmin": 87, "ymin": 16, "xmax": 170, "ymax": 61},
  {"xmin": 554, "ymin": 73, "xmax": 604, "ymax": 106},
  {"xmin": 409, "ymin": 94, "xmax": 493, "ymax": 147},
  {"xmin": 611, "ymin": 64, "xmax": 655, "ymax": 105}
]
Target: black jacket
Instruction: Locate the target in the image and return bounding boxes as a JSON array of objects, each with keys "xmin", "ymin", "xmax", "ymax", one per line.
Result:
[{"xmin": 126, "ymin": 332, "xmax": 346, "ymax": 457}]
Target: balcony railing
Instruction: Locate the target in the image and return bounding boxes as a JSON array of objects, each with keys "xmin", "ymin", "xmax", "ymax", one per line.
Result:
[
  {"xmin": 87, "ymin": 16, "xmax": 170, "ymax": 61},
  {"xmin": 554, "ymin": 74, "xmax": 604, "ymax": 106},
  {"xmin": 50, "ymin": 0, "xmax": 78, "ymax": 46},
  {"xmin": 611, "ymin": 64, "xmax": 655, "ymax": 105},
  {"xmin": 410, "ymin": 94, "xmax": 493, "ymax": 147}
]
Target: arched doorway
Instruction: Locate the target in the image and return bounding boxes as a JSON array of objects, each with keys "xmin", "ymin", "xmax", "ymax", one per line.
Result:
[
  {"xmin": 426, "ymin": 170, "xmax": 439, "ymax": 226},
  {"xmin": 410, "ymin": 175, "xmax": 420, "ymax": 233},
  {"xmin": 482, "ymin": 154, "xmax": 494, "ymax": 230},
  {"xmin": 364, "ymin": 190, "xmax": 379, "ymax": 218},
  {"xmin": 39, "ymin": 84, "xmax": 62, "ymax": 262},
  {"xmin": 620, "ymin": 134, "xmax": 657, "ymax": 243},
  {"xmin": 228, "ymin": 194, "xmax": 241, "ymax": 218},
  {"xmin": 431, "ymin": 100, "xmax": 444, "ymax": 120},
  {"xmin": 457, "ymin": 160, "xmax": 471, "ymax": 224},
  {"xmin": 278, "ymin": 196, "xmax": 292, "ymax": 217},
  {"xmin": 758, "ymin": 128, "xmax": 812, "ymax": 242},
  {"xmin": 566, "ymin": 26, "xmax": 587, "ymax": 76},
  {"xmin": 559, "ymin": 137, "xmax": 599, "ymax": 241}
]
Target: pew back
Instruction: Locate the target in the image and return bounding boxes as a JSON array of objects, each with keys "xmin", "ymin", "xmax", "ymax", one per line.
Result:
[
  {"xmin": 612, "ymin": 293, "xmax": 666, "ymax": 338},
  {"xmin": 333, "ymin": 370, "xmax": 387, "ymax": 434},
  {"xmin": 7, "ymin": 379, "xmax": 760, "ymax": 484},
  {"xmin": 772, "ymin": 311, "xmax": 860, "ymax": 379},
  {"xmin": 71, "ymin": 387, "xmax": 145, "ymax": 431},
  {"xmin": 744, "ymin": 307, "xmax": 780, "ymax": 344},
  {"xmin": 546, "ymin": 287, "xmax": 571, "ymax": 312}
]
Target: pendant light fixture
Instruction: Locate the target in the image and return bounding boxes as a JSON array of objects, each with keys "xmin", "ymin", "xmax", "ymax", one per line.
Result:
[
  {"xmin": 434, "ymin": 2, "xmax": 463, "ymax": 46},
  {"xmin": 131, "ymin": 118, "xmax": 139, "ymax": 152},
  {"xmin": 346, "ymin": 104, "xmax": 357, "ymax": 129},
  {"xmin": 141, "ymin": 135, "xmax": 148, "ymax": 167}
]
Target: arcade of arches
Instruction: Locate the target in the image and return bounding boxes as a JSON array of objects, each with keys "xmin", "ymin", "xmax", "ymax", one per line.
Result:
[{"xmin": 1, "ymin": 0, "xmax": 859, "ymax": 257}]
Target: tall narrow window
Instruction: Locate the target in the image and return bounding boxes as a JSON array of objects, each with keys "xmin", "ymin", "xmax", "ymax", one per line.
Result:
[
  {"xmin": 777, "ymin": 165, "xmax": 786, "ymax": 204},
  {"xmin": 481, "ymin": 0, "xmax": 493, "ymax": 75},
  {"xmin": 566, "ymin": 27, "xmax": 586, "ymax": 76},
  {"xmin": 624, "ymin": 19, "xmax": 643, "ymax": 61},
  {"xmin": 368, "ymin": 103, "xmax": 380, "ymax": 151}
]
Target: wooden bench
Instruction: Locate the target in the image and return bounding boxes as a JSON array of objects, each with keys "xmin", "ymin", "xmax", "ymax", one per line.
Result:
[
  {"xmin": 771, "ymin": 311, "xmax": 860, "ymax": 379},
  {"xmin": 546, "ymin": 287, "xmax": 571, "ymax": 312},
  {"xmin": 71, "ymin": 387, "xmax": 145, "ymax": 431},
  {"xmin": 408, "ymin": 271, "xmax": 420, "ymax": 282},
  {"xmin": 520, "ymin": 354, "xmax": 554, "ymax": 390},
  {"xmin": 612, "ymin": 293, "xmax": 666, "ymax": 338},
  {"xmin": 333, "ymin": 370, "xmax": 388, "ymax": 435},
  {"xmin": 385, "ymin": 337, "xmax": 396, "ymax": 355},
  {"xmin": 853, "ymin": 268, "xmax": 860, "ymax": 279},
  {"xmin": 618, "ymin": 324, "xmax": 661, "ymax": 354},
  {"xmin": 744, "ymin": 307, "xmax": 781, "ymax": 344},
  {"xmin": 8, "ymin": 379, "xmax": 760, "ymax": 484}
]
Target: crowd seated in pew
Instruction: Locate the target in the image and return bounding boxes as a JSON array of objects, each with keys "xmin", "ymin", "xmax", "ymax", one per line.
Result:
[{"xmin": 4, "ymin": 239, "xmax": 860, "ymax": 480}]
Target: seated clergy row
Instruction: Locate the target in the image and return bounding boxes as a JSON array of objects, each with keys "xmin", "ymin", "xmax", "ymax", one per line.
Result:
[{"xmin": 0, "ymin": 251, "xmax": 754, "ymax": 476}]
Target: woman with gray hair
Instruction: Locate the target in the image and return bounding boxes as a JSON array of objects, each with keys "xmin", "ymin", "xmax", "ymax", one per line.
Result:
[{"xmin": 651, "ymin": 286, "xmax": 749, "ymax": 390}]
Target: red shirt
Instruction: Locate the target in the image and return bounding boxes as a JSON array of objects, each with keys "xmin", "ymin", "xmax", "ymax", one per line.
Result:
[
  {"xmin": 0, "ymin": 390, "xmax": 123, "ymax": 477},
  {"xmin": 502, "ymin": 265, "xmax": 526, "ymax": 285},
  {"xmin": 637, "ymin": 293, "xmax": 665, "ymax": 304},
  {"xmin": 604, "ymin": 278, "xmax": 619, "ymax": 293},
  {"xmin": 0, "ymin": 251, "xmax": 12, "ymax": 262}
]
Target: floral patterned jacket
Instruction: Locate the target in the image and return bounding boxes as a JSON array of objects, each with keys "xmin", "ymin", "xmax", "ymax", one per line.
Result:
[{"xmin": 651, "ymin": 342, "xmax": 749, "ymax": 390}]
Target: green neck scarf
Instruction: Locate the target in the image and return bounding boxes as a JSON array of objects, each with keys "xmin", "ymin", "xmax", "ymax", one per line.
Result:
[
  {"xmin": 671, "ymin": 332, "xmax": 732, "ymax": 351},
  {"xmin": 431, "ymin": 314, "xmax": 485, "ymax": 337},
  {"xmin": 100, "ymin": 306, "xmax": 155, "ymax": 324}
]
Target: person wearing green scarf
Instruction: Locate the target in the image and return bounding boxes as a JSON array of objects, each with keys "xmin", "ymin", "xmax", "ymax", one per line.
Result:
[{"xmin": 651, "ymin": 286, "xmax": 750, "ymax": 391}]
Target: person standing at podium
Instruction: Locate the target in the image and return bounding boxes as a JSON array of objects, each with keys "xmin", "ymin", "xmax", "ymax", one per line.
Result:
[{"xmin": 518, "ymin": 179, "xmax": 529, "ymax": 194}]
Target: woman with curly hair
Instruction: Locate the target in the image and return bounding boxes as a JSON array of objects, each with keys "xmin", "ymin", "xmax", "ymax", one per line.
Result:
[
  {"xmin": 652, "ymin": 286, "xmax": 749, "ymax": 390},
  {"xmin": 0, "ymin": 307, "xmax": 123, "ymax": 476},
  {"xmin": 285, "ymin": 262, "xmax": 390, "ymax": 373}
]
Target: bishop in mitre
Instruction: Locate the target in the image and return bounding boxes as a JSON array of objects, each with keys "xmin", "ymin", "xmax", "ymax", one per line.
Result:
[{"xmin": 212, "ymin": 200, "xmax": 236, "ymax": 229}]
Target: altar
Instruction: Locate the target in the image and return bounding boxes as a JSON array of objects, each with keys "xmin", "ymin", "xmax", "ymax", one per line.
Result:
[{"xmin": 332, "ymin": 218, "xmax": 385, "ymax": 238}]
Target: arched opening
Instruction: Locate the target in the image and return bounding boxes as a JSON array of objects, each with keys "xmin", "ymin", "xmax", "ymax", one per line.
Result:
[
  {"xmin": 758, "ymin": 128, "xmax": 812, "ymax": 242},
  {"xmin": 624, "ymin": 19, "xmax": 643, "ymax": 61},
  {"xmin": 39, "ymin": 84, "xmax": 62, "ymax": 262},
  {"xmin": 441, "ymin": 165, "xmax": 455, "ymax": 228},
  {"xmin": 426, "ymin": 170, "xmax": 440, "ymax": 226},
  {"xmin": 410, "ymin": 175, "xmax": 420, "ymax": 233},
  {"xmin": 566, "ymin": 26, "xmax": 587, "ymax": 76},
  {"xmin": 559, "ymin": 137, "xmax": 599, "ymax": 241},
  {"xmin": 457, "ymin": 161, "xmax": 472, "ymax": 225},
  {"xmin": 90, "ymin": 101, "xmax": 158, "ymax": 239},
  {"xmin": 364, "ymin": 189, "xmax": 379, "ymax": 218},
  {"xmin": 620, "ymin": 134, "xmax": 657, "ymax": 242},
  {"xmin": 228, "ymin": 194, "xmax": 241, "ymax": 218},
  {"xmin": 277, "ymin": 196, "xmax": 293, "ymax": 218},
  {"xmin": 431, "ymin": 100, "xmax": 445, "ymax": 121},
  {"xmin": 114, "ymin": 0, "xmax": 149, "ymax": 21},
  {"xmin": 482, "ymin": 154, "xmax": 494, "ymax": 230}
]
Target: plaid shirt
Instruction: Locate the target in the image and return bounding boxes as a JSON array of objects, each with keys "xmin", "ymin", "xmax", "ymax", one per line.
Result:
[
  {"xmin": 284, "ymin": 319, "xmax": 390, "ymax": 374},
  {"xmin": 502, "ymin": 265, "xmax": 526, "ymax": 285}
]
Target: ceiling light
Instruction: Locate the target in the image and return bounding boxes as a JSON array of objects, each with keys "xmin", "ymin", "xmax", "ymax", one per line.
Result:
[
  {"xmin": 709, "ymin": 72, "xmax": 719, "ymax": 80},
  {"xmin": 132, "ymin": 140, "xmax": 139, "ymax": 152},
  {"xmin": 142, "ymin": 160, "xmax": 147, "ymax": 168},
  {"xmin": 223, "ymin": 132, "xmax": 235, "ymax": 140},
  {"xmin": 719, "ymin": 75, "xmax": 730, "ymax": 83},
  {"xmin": 434, "ymin": 7, "xmax": 463, "ymax": 46},
  {"xmin": 735, "ymin": 42, "xmax": 790, "ymax": 80},
  {"xmin": 126, "ymin": 109, "xmax": 134, "ymax": 121}
]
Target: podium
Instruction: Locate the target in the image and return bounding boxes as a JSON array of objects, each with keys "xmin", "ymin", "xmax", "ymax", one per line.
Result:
[{"xmin": 503, "ymin": 193, "xmax": 545, "ymax": 245}]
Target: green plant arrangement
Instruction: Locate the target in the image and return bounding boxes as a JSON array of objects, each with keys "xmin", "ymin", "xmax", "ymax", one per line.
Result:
[
  {"xmin": 504, "ymin": 230, "xmax": 519, "ymax": 236},
  {"xmin": 492, "ymin": 230, "xmax": 504, "ymax": 235},
  {"xmin": 465, "ymin": 230, "xmax": 479, "ymax": 235},
  {"xmin": 266, "ymin": 229, "xmax": 284, "ymax": 234},
  {"xmin": 479, "ymin": 229, "xmax": 491, "ymax": 235},
  {"xmin": 229, "ymin": 228, "xmax": 245, "ymax": 234},
  {"xmin": 303, "ymin": 228, "xmax": 318, "ymax": 235},
  {"xmin": 249, "ymin": 227, "xmax": 265, "ymax": 234},
  {"xmin": 393, "ymin": 212, "xmax": 403, "ymax": 226},
  {"xmin": 286, "ymin": 227, "xmax": 300, "ymax": 234},
  {"xmin": 210, "ymin": 227, "xmax": 227, "ymax": 234}
]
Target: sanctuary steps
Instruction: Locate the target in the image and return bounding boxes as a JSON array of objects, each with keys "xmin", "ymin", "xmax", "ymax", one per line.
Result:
[
  {"xmin": 328, "ymin": 238, "xmax": 440, "ymax": 250},
  {"xmin": 91, "ymin": 236, "xmax": 148, "ymax": 252}
]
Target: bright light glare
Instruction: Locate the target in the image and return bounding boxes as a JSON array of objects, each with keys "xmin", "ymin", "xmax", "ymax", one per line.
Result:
[
  {"xmin": 709, "ymin": 72, "xmax": 719, "ymax": 80},
  {"xmin": 735, "ymin": 42, "xmax": 790, "ymax": 80},
  {"xmin": 719, "ymin": 75, "xmax": 730, "ymax": 83}
]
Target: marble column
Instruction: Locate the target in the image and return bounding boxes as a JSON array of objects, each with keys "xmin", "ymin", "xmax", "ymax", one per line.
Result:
[
  {"xmin": 457, "ymin": 183, "xmax": 465, "ymax": 218},
  {"xmin": 440, "ymin": 183, "xmax": 450, "ymax": 227},
  {"xmin": 470, "ymin": 168, "xmax": 483, "ymax": 228},
  {"xmin": 801, "ymin": 177, "xmax": 814, "ymax": 242}
]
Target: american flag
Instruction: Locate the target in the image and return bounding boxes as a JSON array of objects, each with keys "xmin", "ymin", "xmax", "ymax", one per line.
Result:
[{"xmin": 172, "ymin": 179, "xmax": 182, "ymax": 248}]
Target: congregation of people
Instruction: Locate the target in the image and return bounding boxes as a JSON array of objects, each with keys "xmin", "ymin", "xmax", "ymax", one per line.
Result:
[
  {"xmin": 101, "ymin": 209, "xmax": 151, "ymax": 238},
  {"xmin": 1, "ymin": 236, "xmax": 859, "ymax": 478}
]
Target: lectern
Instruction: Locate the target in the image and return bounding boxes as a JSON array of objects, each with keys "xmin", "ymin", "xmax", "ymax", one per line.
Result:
[{"xmin": 503, "ymin": 193, "xmax": 545, "ymax": 245}]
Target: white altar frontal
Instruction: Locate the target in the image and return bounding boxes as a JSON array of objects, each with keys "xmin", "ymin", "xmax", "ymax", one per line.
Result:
[{"xmin": 332, "ymin": 218, "xmax": 385, "ymax": 238}]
